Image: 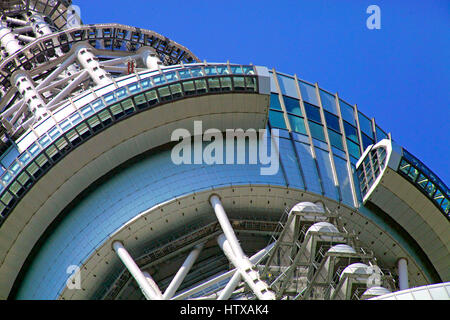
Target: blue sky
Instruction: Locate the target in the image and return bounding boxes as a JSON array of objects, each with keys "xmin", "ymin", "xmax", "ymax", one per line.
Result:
[{"xmin": 80, "ymin": 0, "xmax": 449, "ymax": 184}]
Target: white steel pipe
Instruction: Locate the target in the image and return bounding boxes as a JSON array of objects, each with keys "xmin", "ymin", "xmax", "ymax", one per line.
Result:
[
  {"xmin": 163, "ymin": 242, "xmax": 205, "ymax": 299},
  {"xmin": 112, "ymin": 241, "xmax": 161, "ymax": 300},
  {"xmin": 397, "ymin": 258, "xmax": 409, "ymax": 291},
  {"xmin": 12, "ymin": 72, "xmax": 47, "ymax": 120},
  {"xmin": 217, "ymin": 234, "xmax": 275, "ymax": 300},
  {"xmin": 209, "ymin": 194, "xmax": 245, "ymax": 260},
  {"xmin": 0, "ymin": 23, "xmax": 22, "ymax": 56},
  {"xmin": 75, "ymin": 45, "xmax": 111, "ymax": 86},
  {"xmin": 142, "ymin": 271, "xmax": 163, "ymax": 299},
  {"xmin": 172, "ymin": 242, "xmax": 275, "ymax": 300},
  {"xmin": 218, "ymin": 241, "xmax": 275, "ymax": 300}
]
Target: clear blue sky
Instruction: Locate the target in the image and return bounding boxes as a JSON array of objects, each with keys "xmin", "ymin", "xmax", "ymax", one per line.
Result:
[{"xmin": 79, "ymin": 0, "xmax": 449, "ymax": 185}]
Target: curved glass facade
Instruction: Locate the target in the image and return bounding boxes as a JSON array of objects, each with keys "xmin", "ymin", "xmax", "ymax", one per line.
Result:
[{"xmin": 7, "ymin": 66, "xmax": 447, "ymax": 299}]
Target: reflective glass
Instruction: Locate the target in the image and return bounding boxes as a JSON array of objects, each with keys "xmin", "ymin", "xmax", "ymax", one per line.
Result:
[
  {"xmin": 344, "ymin": 121, "xmax": 359, "ymax": 143},
  {"xmin": 283, "ymin": 96, "xmax": 301, "ymax": 115},
  {"xmin": 346, "ymin": 138, "xmax": 361, "ymax": 158},
  {"xmin": 269, "ymin": 110, "xmax": 287, "ymax": 129},
  {"xmin": 320, "ymin": 90, "xmax": 337, "ymax": 114},
  {"xmin": 298, "ymin": 81, "xmax": 318, "ymax": 105},
  {"xmin": 288, "ymin": 115, "xmax": 307, "ymax": 135},
  {"xmin": 324, "ymin": 111, "xmax": 340, "ymax": 132},
  {"xmin": 361, "ymin": 133, "xmax": 374, "ymax": 151},
  {"xmin": 376, "ymin": 125, "xmax": 388, "ymax": 141},
  {"xmin": 328, "ymin": 129, "xmax": 343, "ymax": 150},
  {"xmin": 358, "ymin": 112, "xmax": 374, "ymax": 138},
  {"xmin": 270, "ymin": 93, "xmax": 282, "ymax": 110},
  {"xmin": 304, "ymin": 102, "xmax": 321, "ymax": 123},
  {"xmin": 340, "ymin": 100, "xmax": 356, "ymax": 125},
  {"xmin": 277, "ymin": 74, "xmax": 298, "ymax": 97},
  {"xmin": 308, "ymin": 121, "xmax": 325, "ymax": 141}
]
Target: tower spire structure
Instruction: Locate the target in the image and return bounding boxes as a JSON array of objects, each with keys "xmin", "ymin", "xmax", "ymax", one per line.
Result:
[{"xmin": 0, "ymin": 0, "xmax": 199, "ymax": 140}]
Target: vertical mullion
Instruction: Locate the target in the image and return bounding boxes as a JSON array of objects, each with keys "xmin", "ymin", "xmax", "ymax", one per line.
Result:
[
  {"xmin": 314, "ymin": 84, "xmax": 342, "ymax": 202},
  {"xmin": 335, "ymin": 93, "xmax": 359, "ymax": 207},
  {"xmin": 271, "ymin": 68, "xmax": 292, "ymax": 131},
  {"xmin": 353, "ymin": 104, "xmax": 365, "ymax": 155},
  {"xmin": 295, "ymin": 76, "xmax": 325, "ymax": 196}
]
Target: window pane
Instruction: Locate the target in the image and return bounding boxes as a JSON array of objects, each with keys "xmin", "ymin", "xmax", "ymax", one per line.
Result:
[
  {"xmin": 340, "ymin": 99, "xmax": 355, "ymax": 125},
  {"xmin": 328, "ymin": 129, "xmax": 343, "ymax": 150},
  {"xmin": 270, "ymin": 93, "xmax": 282, "ymax": 110},
  {"xmin": 344, "ymin": 121, "xmax": 359, "ymax": 143},
  {"xmin": 324, "ymin": 111, "xmax": 340, "ymax": 132},
  {"xmin": 358, "ymin": 111, "xmax": 374, "ymax": 138},
  {"xmin": 376, "ymin": 125, "xmax": 388, "ymax": 141},
  {"xmin": 288, "ymin": 115, "xmax": 307, "ymax": 135},
  {"xmin": 298, "ymin": 81, "xmax": 318, "ymax": 105},
  {"xmin": 347, "ymin": 138, "xmax": 361, "ymax": 158},
  {"xmin": 308, "ymin": 121, "xmax": 325, "ymax": 141},
  {"xmin": 361, "ymin": 133, "xmax": 374, "ymax": 151},
  {"xmin": 304, "ymin": 102, "xmax": 321, "ymax": 123},
  {"xmin": 320, "ymin": 90, "xmax": 337, "ymax": 114},
  {"xmin": 277, "ymin": 74, "xmax": 298, "ymax": 97},
  {"xmin": 283, "ymin": 96, "xmax": 301, "ymax": 115},
  {"xmin": 269, "ymin": 110, "xmax": 287, "ymax": 129}
]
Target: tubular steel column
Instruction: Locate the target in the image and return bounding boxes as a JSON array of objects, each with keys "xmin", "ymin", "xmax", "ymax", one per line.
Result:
[
  {"xmin": 217, "ymin": 234, "xmax": 275, "ymax": 300},
  {"xmin": 75, "ymin": 44, "xmax": 111, "ymax": 86},
  {"xmin": 209, "ymin": 194, "xmax": 246, "ymax": 260},
  {"xmin": 397, "ymin": 258, "xmax": 409, "ymax": 291},
  {"xmin": 163, "ymin": 242, "xmax": 205, "ymax": 299},
  {"xmin": 143, "ymin": 271, "xmax": 163, "ymax": 299},
  {"xmin": 112, "ymin": 241, "xmax": 162, "ymax": 300}
]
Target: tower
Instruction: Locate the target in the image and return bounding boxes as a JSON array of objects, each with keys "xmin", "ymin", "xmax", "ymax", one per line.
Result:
[{"xmin": 0, "ymin": 1, "xmax": 448, "ymax": 300}]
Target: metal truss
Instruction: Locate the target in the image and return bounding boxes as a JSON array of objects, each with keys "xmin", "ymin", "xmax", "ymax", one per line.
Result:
[{"xmin": 0, "ymin": 0, "xmax": 200, "ymax": 141}]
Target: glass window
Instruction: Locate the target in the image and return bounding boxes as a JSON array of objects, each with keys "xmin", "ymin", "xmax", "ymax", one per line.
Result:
[
  {"xmin": 347, "ymin": 138, "xmax": 361, "ymax": 159},
  {"xmin": 339, "ymin": 99, "xmax": 356, "ymax": 125},
  {"xmin": 91, "ymin": 99, "xmax": 105, "ymax": 111},
  {"xmin": 152, "ymin": 75, "xmax": 166, "ymax": 85},
  {"xmin": 288, "ymin": 115, "xmax": 307, "ymax": 135},
  {"xmin": 127, "ymin": 82, "xmax": 141, "ymax": 94},
  {"xmin": 204, "ymin": 66, "xmax": 217, "ymax": 75},
  {"xmin": 70, "ymin": 112, "xmax": 82, "ymax": 125},
  {"xmin": 277, "ymin": 74, "xmax": 298, "ymax": 97},
  {"xmin": 245, "ymin": 77, "xmax": 257, "ymax": 91},
  {"xmin": 344, "ymin": 121, "xmax": 359, "ymax": 143},
  {"xmin": 324, "ymin": 111, "xmax": 340, "ymax": 132},
  {"xmin": 283, "ymin": 96, "xmax": 301, "ymax": 115},
  {"xmin": 230, "ymin": 66, "xmax": 243, "ymax": 74},
  {"xmin": 191, "ymin": 67, "xmax": 204, "ymax": 77},
  {"xmin": 233, "ymin": 76, "xmax": 245, "ymax": 90},
  {"xmin": 182, "ymin": 81, "xmax": 195, "ymax": 95},
  {"xmin": 216, "ymin": 65, "xmax": 229, "ymax": 75},
  {"xmin": 195, "ymin": 79, "xmax": 207, "ymax": 93},
  {"xmin": 308, "ymin": 121, "xmax": 325, "ymax": 141},
  {"xmin": 270, "ymin": 93, "xmax": 282, "ymax": 110},
  {"xmin": 376, "ymin": 125, "xmax": 388, "ymax": 141},
  {"xmin": 158, "ymin": 86, "xmax": 172, "ymax": 102},
  {"xmin": 115, "ymin": 87, "xmax": 128, "ymax": 99},
  {"xmin": 328, "ymin": 129, "xmax": 343, "ymax": 150},
  {"xmin": 358, "ymin": 112, "xmax": 373, "ymax": 138},
  {"xmin": 178, "ymin": 69, "xmax": 192, "ymax": 79},
  {"xmin": 269, "ymin": 110, "xmax": 287, "ymax": 129},
  {"xmin": 298, "ymin": 81, "xmax": 318, "ymax": 105},
  {"xmin": 304, "ymin": 102, "xmax": 321, "ymax": 123},
  {"xmin": 361, "ymin": 133, "xmax": 374, "ymax": 151},
  {"xmin": 320, "ymin": 90, "xmax": 337, "ymax": 114},
  {"xmin": 221, "ymin": 77, "xmax": 232, "ymax": 91}
]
